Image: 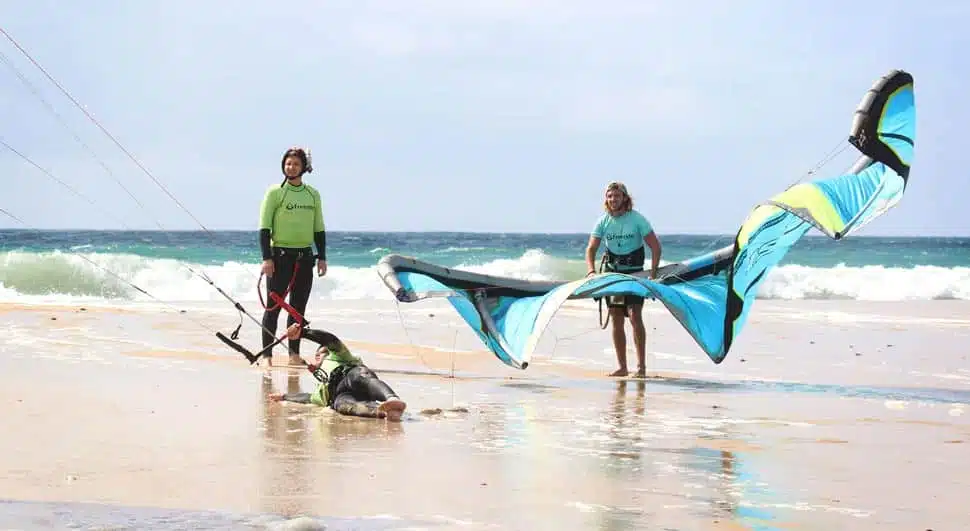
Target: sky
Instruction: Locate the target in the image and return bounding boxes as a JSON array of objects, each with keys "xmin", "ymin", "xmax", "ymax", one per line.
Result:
[{"xmin": 0, "ymin": 0, "xmax": 967, "ymax": 236}]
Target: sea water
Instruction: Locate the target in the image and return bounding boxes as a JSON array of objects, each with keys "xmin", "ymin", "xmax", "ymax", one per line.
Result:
[{"xmin": 1, "ymin": 230, "xmax": 969, "ymax": 305}]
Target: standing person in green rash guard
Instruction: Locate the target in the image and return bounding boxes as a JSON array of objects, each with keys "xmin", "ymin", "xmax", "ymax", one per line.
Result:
[
  {"xmin": 258, "ymin": 146, "xmax": 327, "ymax": 367},
  {"xmin": 584, "ymin": 181, "xmax": 662, "ymax": 379},
  {"xmin": 267, "ymin": 323, "xmax": 408, "ymax": 421}
]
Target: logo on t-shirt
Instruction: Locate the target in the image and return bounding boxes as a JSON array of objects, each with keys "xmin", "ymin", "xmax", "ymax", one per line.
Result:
[
  {"xmin": 605, "ymin": 232, "xmax": 638, "ymax": 242},
  {"xmin": 285, "ymin": 202, "xmax": 315, "ymax": 211}
]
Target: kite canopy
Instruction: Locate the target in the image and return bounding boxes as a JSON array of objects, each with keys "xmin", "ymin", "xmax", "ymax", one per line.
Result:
[{"xmin": 377, "ymin": 69, "xmax": 916, "ymax": 370}]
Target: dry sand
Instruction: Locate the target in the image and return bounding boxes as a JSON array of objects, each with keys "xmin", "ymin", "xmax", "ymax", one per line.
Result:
[{"xmin": 1, "ymin": 298, "xmax": 969, "ymax": 530}]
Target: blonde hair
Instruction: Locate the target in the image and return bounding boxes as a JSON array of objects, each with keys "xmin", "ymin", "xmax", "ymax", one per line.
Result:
[{"xmin": 603, "ymin": 181, "xmax": 633, "ymax": 213}]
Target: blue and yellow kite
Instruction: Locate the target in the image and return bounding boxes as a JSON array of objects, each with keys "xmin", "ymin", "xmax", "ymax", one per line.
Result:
[{"xmin": 377, "ymin": 69, "xmax": 917, "ymax": 369}]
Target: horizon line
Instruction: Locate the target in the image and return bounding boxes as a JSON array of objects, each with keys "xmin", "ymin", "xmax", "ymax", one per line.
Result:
[{"xmin": 1, "ymin": 227, "xmax": 968, "ymax": 238}]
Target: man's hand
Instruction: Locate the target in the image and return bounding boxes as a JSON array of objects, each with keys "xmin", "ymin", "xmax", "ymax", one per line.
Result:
[
  {"xmin": 261, "ymin": 259, "xmax": 275, "ymax": 277},
  {"xmin": 286, "ymin": 323, "xmax": 302, "ymax": 341},
  {"xmin": 317, "ymin": 259, "xmax": 327, "ymax": 277}
]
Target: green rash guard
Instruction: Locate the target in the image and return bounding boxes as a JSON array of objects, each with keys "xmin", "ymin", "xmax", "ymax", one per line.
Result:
[
  {"xmin": 300, "ymin": 328, "xmax": 363, "ymax": 407},
  {"xmin": 259, "ymin": 182, "xmax": 325, "ymax": 249}
]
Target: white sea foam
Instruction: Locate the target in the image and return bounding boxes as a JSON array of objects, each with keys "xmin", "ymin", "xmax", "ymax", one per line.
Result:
[{"xmin": 1, "ymin": 248, "xmax": 968, "ymax": 306}]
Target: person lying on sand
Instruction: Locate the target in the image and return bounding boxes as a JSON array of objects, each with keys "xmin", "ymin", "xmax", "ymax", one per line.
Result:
[{"xmin": 266, "ymin": 323, "xmax": 407, "ymax": 422}]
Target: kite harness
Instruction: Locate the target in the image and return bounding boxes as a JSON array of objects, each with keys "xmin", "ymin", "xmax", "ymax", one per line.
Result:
[{"xmin": 594, "ymin": 247, "xmax": 646, "ymax": 329}]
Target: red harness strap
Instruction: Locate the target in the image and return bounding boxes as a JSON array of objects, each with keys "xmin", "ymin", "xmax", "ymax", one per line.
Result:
[
  {"xmin": 258, "ymin": 261, "xmax": 300, "ymax": 311},
  {"xmin": 268, "ymin": 291, "xmax": 306, "ymax": 326},
  {"xmin": 218, "ymin": 270, "xmax": 311, "ymax": 366},
  {"xmin": 255, "ymin": 291, "xmax": 307, "ymax": 353},
  {"xmin": 268, "ymin": 292, "xmax": 318, "ymax": 375}
]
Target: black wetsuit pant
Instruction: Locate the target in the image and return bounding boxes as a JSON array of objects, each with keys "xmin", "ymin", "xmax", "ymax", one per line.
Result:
[
  {"xmin": 330, "ymin": 366, "xmax": 399, "ymax": 417},
  {"xmin": 261, "ymin": 247, "xmax": 315, "ymax": 356},
  {"xmin": 279, "ymin": 366, "xmax": 399, "ymax": 418}
]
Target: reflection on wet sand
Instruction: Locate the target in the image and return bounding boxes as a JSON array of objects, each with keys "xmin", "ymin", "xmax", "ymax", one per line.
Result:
[
  {"xmin": 606, "ymin": 379, "xmax": 648, "ymax": 464},
  {"xmin": 258, "ymin": 371, "xmax": 313, "ymax": 517},
  {"xmin": 255, "ymin": 368, "xmax": 407, "ymax": 519},
  {"xmin": 593, "ymin": 380, "xmax": 786, "ymax": 530},
  {"xmin": 596, "ymin": 380, "xmax": 648, "ymax": 531},
  {"xmin": 451, "ymin": 378, "xmax": 784, "ymax": 529}
]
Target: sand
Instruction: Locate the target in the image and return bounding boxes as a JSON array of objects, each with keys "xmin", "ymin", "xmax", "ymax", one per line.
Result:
[{"xmin": 1, "ymin": 297, "xmax": 969, "ymax": 530}]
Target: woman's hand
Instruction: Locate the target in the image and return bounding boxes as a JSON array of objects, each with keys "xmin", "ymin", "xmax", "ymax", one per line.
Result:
[{"xmin": 261, "ymin": 259, "xmax": 275, "ymax": 277}]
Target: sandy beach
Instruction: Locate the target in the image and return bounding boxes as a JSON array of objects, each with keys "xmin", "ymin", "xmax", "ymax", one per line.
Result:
[{"xmin": 1, "ymin": 297, "xmax": 969, "ymax": 530}]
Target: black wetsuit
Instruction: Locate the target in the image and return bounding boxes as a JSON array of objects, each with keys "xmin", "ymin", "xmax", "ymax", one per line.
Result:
[
  {"xmin": 259, "ymin": 244, "xmax": 318, "ymax": 355},
  {"xmin": 277, "ymin": 327, "xmax": 401, "ymax": 418}
]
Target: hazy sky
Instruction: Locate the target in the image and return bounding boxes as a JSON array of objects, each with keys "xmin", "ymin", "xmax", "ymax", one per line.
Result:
[{"xmin": 1, "ymin": 1, "xmax": 967, "ymax": 235}]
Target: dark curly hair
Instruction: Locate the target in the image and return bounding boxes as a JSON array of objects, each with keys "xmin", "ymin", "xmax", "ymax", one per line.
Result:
[{"xmin": 281, "ymin": 147, "xmax": 313, "ymax": 177}]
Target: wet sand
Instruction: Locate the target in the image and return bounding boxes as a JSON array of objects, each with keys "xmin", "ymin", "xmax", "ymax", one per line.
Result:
[{"xmin": 1, "ymin": 298, "xmax": 969, "ymax": 530}]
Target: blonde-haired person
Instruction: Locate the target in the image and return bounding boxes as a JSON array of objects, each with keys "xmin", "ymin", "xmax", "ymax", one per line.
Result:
[{"xmin": 584, "ymin": 181, "xmax": 662, "ymax": 378}]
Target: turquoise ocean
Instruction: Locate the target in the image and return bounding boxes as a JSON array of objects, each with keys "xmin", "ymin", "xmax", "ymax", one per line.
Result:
[{"xmin": 1, "ymin": 229, "xmax": 968, "ymax": 304}]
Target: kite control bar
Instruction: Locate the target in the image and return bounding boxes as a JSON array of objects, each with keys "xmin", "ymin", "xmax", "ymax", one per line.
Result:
[{"xmin": 216, "ymin": 292, "xmax": 309, "ymax": 365}]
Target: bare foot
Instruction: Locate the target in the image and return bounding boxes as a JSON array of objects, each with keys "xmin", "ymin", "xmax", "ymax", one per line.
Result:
[
  {"xmin": 267, "ymin": 392, "xmax": 284, "ymax": 402},
  {"xmin": 609, "ymin": 368, "xmax": 628, "ymax": 377},
  {"xmin": 288, "ymin": 355, "xmax": 306, "ymax": 367},
  {"xmin": 633, "ymin": 367, "xmax": 646, "ymax": 378},
  {"xmin": 378, "ymin": 397, "xmax": 407, "ymax": 422}
]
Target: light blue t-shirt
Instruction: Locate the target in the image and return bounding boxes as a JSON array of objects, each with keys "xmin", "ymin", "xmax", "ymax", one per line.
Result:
[{"xmin": 592, "ymin": 210, "xmax": 654, "ymax": 256}]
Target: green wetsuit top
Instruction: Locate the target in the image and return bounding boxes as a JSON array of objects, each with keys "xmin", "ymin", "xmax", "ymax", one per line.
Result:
[
  {"xmin": 300, "ymin": 327, "xmax": 363, "ymax": 407},
  {"xmin": 258, "ymin": 182, "xmax": 326, "ymax": 258}
]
